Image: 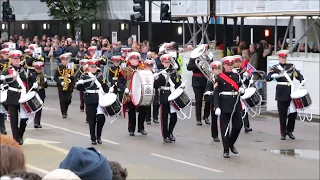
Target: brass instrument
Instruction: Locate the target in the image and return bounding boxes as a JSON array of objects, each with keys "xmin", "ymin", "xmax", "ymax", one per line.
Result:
[
  {"xmin": 62, "ymin": 69, "xmax": 71, "ymax": 91},
  {"xmin": 190, "ymin": 45, "xmax": 215, "ymax": 82}
]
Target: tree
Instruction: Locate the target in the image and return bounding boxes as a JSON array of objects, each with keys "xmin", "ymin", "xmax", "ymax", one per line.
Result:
[{"xmin": 40, "ymin": 0, "xmax": 103, "ymax": 38}]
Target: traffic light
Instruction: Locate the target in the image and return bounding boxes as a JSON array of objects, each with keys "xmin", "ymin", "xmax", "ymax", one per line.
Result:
[
  {"xmin": 130, "ymin": 0, "xmax": 145, "ymax": 22},
  {"xmin": 160, "ymin": 3, "xmax": 170, "ymax": 21},
  {"xmin": 2, "ymin": 1, "xmax": 15, "ymax": 22}
]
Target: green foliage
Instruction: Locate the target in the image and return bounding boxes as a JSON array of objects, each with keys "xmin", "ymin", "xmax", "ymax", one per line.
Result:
[{"xmin": 40, "ymin": 0, "xmax": 103, "ymax": 22}]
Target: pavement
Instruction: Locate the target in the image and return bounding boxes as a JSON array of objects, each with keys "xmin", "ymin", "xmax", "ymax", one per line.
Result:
[{"xmin": 7, "ymin": 54, "xmax": 317, "ymax": 179}]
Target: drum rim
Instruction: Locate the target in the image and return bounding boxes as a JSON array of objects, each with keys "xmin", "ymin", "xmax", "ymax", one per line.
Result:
[
  {"xmin": 168, "ymin": 88, "xmax": 184, "ymax": 101},
  {"xmin": 291, "ymin": 89, "xmax": 309, "ymax": 98},
  {"xmin": 99, "ymin": 93, "xmax": 118, "ymax": 107},
  {"xmin": 130, "ymin": 70, "xmax": 142, "ymax": 105},
  {"xmin": 18, "ymin": 91, "xmax": 37, "ymax": 103},
  {"xmin": 241, "ymin": 87, "xmax": 257, "ymax": 99}
]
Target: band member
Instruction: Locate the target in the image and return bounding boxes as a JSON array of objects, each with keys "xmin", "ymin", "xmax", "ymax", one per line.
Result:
[
  {"xmin": 0, "ymin": 48, "xmax": 10, "ymax": 135},
  {"xmin": 121, "ymin": 48, "xmax": 131, "ymax": 68},
  {"xmin": 204, "ymin": 61, "xmax": 222, "ymax": 142},
  {"xmin": 28, "ymin": 61, "xmax": 48, "ymax": 128},
  {"xmin": 233, "ymin": 55, "xmax": 252, "ymax": 133},
  {"xmin": 154, "ymin": 54, "xmax": 184, "ymax": 143},
  {"xmin": 214, "ymin": 56, "xmax": 244, "ymax": 158},
  {"xmin": 118, "ymin": 52, "xmax": 147, "ymax": 136},
  {"xmin": 108, "ymin": 56, "xmax": 122, "ymax": 100},
  {"xmin": 144, "ymin": 59, "xmax": 159, "ymax": 124},
  {"xmin": 24, "ymin": 44, "xmax": 44, "ymax": 73},
  {"xmin": 0, "ymin": 50, "xmax": 30, "ymax": 145},
  {"xmin": 187, "ymin": 46, "xmax": 211, "ymax": 125},
  {"xmin": 266, "ymin": 50, "xmax": 304, "ymax": 140},
  {"xmin": 54, "ymin": 53, "xmax": 77, "ymax": 118},
  {"xmin": 75, "ymin": 59, "xmax": 89, "ymax": 112},
  {"xmin": 76, "ymin": 59, "xmax": 109, "ymax": 145}
]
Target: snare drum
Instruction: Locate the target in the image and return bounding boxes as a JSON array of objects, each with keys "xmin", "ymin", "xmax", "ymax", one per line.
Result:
[
  {"xmin": 18, "ymin": 91, "xmax": 43, "ymax": 114},
  {"xmin": 99, "ymin": 93, "xmax": 122, "ymax": 116},
  {"xmin": 130, "ymin": 70, "xmax": 154, "ymax": 106},
  {"xmin": 168, "ymin": 88, "xmax": 191, "ymax": 110},
  {"xmin": 241, "ymin": 87, "xmax": 262, "ymax": 108},
  {"xmin": 291, "ymin": 89, "xmax": 312, "ymax": 109}
]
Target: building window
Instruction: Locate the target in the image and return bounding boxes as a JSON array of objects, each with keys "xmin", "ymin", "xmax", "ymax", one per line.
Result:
[{"xmin": 43, "ymin": 23, "xmax": 50, "ymax": 29}]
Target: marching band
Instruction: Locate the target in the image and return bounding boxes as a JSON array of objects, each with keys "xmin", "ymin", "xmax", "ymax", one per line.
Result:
[{"xmin": 0, "ymin": 43, "xmax": 312, "ymax": 158}]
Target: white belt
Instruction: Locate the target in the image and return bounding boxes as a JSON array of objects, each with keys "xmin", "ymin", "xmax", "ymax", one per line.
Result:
[
  {"xmin": 8, "ymin": 87, "xmax": 21, "ymax": 93},
  {"xmin": 112, "ymin": 77, "xmax": 118, "ymax": 80},
  {"xmin": 160, "ymin": 86, "xmax": 170, "ymax": 90},
  {"xmin": 219, "ymin": 91, "xmax": 238, "ymax": 96},
  {"xmin": 277, "ymin": 82, "xmax": 291, "ymax": 86},
  {"xmin": 85, "ymin": 89, "xmax": 99, "ymax": 93}
]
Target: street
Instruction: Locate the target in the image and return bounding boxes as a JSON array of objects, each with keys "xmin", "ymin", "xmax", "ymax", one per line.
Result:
[{"xmin": 3, "ymin": 54, "xmax": 319, "ymax": 179}]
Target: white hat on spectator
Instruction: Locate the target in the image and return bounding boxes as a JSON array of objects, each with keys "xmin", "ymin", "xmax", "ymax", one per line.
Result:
[
  {"xmin": 42, "ymin": 169, "xmax": 81, "ymax": 180},
  {"xmin": 28, "ymin": 44, "xmax": 38, "ymax": 50}
]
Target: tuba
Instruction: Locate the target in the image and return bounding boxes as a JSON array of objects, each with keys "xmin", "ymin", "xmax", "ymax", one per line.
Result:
[
  {"xmin": 62, "ymin": 69, "xmax": 71, "ymax": 91},
  {"xmin": 190, "ymin": 45, "xmax": 215, "ymax": 82}
]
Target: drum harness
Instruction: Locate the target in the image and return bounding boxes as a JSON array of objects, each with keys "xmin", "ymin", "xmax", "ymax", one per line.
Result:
[{"xmin": 276, "ymin": 65, "xmax": 312, "ymax": 121}]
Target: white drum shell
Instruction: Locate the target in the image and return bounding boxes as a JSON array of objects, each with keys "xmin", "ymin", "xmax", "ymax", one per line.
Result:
[{"xmin": 131, "ymin": 70, "xmax": 154, "ymax": 106}]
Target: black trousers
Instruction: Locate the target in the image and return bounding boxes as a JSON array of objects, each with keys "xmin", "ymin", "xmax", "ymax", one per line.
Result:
[
  {"xmin": 210, "ymin": 106, "xmax": 219, "ymax": 138},
  {"xmin": 204, "ymin": 101, "xmax": 210, "ymax": 119},
  {"xmin": 277, "ymin": 101, "xmax": 297, "ymax": 135},
  {"xmin": 0, "ymin": 113, "xmax": 6, "ymax": 132},
  {"xmin": 153, "ymin": 90, "xmax": 160, "ymax": 120},
  {"xmin": 193, "ymin": 87, "xmax": 209, "ymax": 121},
  {"xmin": 58, "ymin": 89, "xmax": 72, "ymax": 116},
  {"xmin": 127, "ymin": 101, "xmax": 146, "ymax": 132},
  {"xmin": 80, "ymin": 91, "xmax": 84, "ymax": 110},
  {"xmin": 220, "ymin": 112, "xmax": 243, "ymax": 152},
  {"xmin": 86, "ymin": 103, "xmax": 106, "ymax": 141},
  {"xmin": 145, "ymin": 105, "xmax": 151, "ymax": 122},
  {"xmin": 160, "ymin": 103, "xmax": 177, "ymax": 138},
  {"xmin": 34, "ymin": 98, "xmax": 45, "ymax": 126},
  {"xmin": 8, "ymin": 105, "xmax": 28, "ymax": 142},
  {"xmin": 242, "ymin": 113, "xmax": 250, "ymax": 128}
]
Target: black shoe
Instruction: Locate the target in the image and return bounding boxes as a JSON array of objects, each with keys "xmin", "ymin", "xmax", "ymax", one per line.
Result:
[
  {"xmin": 287, "ymin": 132, "xmax": 295, "ymax": 139},
  {"xmin": 62, "ymin": 115, "xmax": 67, "ymax": 118},
  {"xmin": 97, "ymin": 139, "xmax": 102, "ymax": 144},
  {"xmin": 281, "ymin": 134, "xmax": 286, "ymax": 140},
  {"xmin": 138, "ymin": 130, "xmax": 147, "ymax": 135},
  {"xmin": 34, "ymin": 124, "xmax": 42, "ymax": 128},
  {"xmin": 245, "ymin": 127, "xmax": 252, "ymax": 133},
  {"xmin": 129, "ymin": 132, "xmax": 135, "ymax": 136},
  {"xmin": 0, "ymin": 130, "xmax": 7, "ymax": 135},
  {"xmin": 223, "ymin": 153, "xmax": 230, "ymax": 158},
  {"xmin": 197, "ymin": 121, "xmax": 202, "ymax": 126},
  {"xmin": 153, "ymin": 119, "xmax": 159, "ymax": 124},
  {"xmin": 17, "ymin": 138, "xmax": 24, "ymax": 145},
  {"xmin": 213, "ymin": 137, "xmax": 220, "ymax": 142},
  {"xmin": 230, "ymin": 146, "xmax": 238, "ymax": 154},
  {"xmin": 164, "ymin": 137, "xmax": 172, "ymax": 143},
  {"xmin": 146, "ymin": 121, "xmax": 151, "ymax": 125},
  {"xmin": 170, "ymin": 134, "xmax": 176, "ymax": 142},
  {"xmin": 91, "ymin": 141, "xmax": 97, "ymax": 145},
  {"xmin": 203, "ymin": 118, "xmax": 210, "ymax": 125}
]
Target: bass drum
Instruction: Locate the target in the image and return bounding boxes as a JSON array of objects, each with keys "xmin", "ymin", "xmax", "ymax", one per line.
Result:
[
  {"xmin": 19, "ymin": 91, "xmax": 43, "ymax": 114},
  {"xmin": 130, "ymin": 70, "xmax": 154, "ymax": 106},
  {"xmin": 99, "ymin": 93, "xmax": 122, "ymax": 116},
  {"xmin": 291, "ymin": 89, "xmax": 312, "ymax": 110},
  {"xmin": 241, "ymin": 87, "xmax": 262, "ymax": 108}
]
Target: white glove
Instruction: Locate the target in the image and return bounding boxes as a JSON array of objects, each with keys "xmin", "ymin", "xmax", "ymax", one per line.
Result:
[
  {"xmin": 32, "ymin": 82, "xmax": 38, "ymax": 89},
  {"xmin": 301, "ymin": 79, "xmax": 306, "ymax": 86},
  {"xmin": 249, "ymin": 79, "xmax": 254, "ymax": 85},
  {"xmin": 0, "ymin": 75, "xmax": 5, "ymax": 81},
  {"xmin": 173, "ymin": 63, "xmax": 179, "ymax": 70},
  {"xmin": 239, "ymin": 87, "xmax": 245, "ymax": 93},
  {"xmin": 77, "ymin": 79, "xmax": 85, "ymax": 84},
  {"xmin": 232, "ymin": 69, "xmax": 238, "ymax": 73},
  {"xmin": 61, "ymin": 82, "xmax": 64, "ymax": 86},
  {"xmin": 180, "ymin": 82, "xmax": 186, "ymax": 89},
  {"xmin": 124, "ymin": 88, "xmax": 130, "ymax": 94},
  {"xmin": 154, "ymin": 73, "xmax": 159, "ymax": 80},
  {"xmin": 109, "ymin": 87, "xmax": 114, "ymax": 93},
  {"xmin": 44, "ymin": 78, "xmax": 47, "ymax": 82},
  {"xmin": 271, "ymin": 73, "xmax": 280, "ymax": 79},
  {"xmin": 243, "ymin": 72, "xmax": 249, "ymax": 78},
  {"xmin": 215, "ymin": 108, "xmax": 221, "ymax": 116},
  {"xmin": 204, "ymin": 91, "xmax": 213, "ymax": 96}
]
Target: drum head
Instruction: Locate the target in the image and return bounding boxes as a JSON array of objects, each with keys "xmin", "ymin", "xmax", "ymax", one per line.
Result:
[
  {"xmin": 19, "ymin": 91, "xmax": 36, "ymax": 103},
  {"xmin": 241, "ymin": 87, "xmax": 256, "ymax": 99},
  {"xmin": 0, "ymin": 90, "xmax": 7, "ymax": 103},
  {"xmin": 291, "ymin": 89, "xmax": 308, "ymax": 98},
  {"xmin": 99, "ymin": 93, "xmax": 117, "ymax": 107},
  {"xmin": 131, "ymin": 71, "xmax": 142, "ymax": 105},
  {"xmin": 168, "ymin": 88, "xmax": 183, "ymax": 101}
]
